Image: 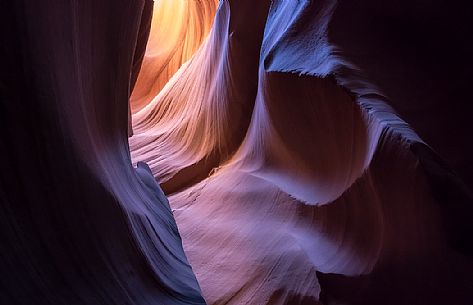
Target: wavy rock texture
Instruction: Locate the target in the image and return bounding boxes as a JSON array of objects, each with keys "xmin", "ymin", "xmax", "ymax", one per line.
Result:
[
  {"xmin": 130, "ymin": 0, "xmax": 473, "ymax": 304},
  {"xmin": 1, "ymin": 0, "xmax": 473, "ymax": 305},
  {"xmin": 1, "ymin": 1, "xmax": 204, "ymax": 304},
  {"xmin": 130, "ymin": 0, "xmax": 219, "ymax": 114}
]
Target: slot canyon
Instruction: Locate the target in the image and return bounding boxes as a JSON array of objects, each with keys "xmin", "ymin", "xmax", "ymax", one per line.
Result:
[{"xmin": 1, "ymin": 0, "xmax": 473, "ymax": 304}]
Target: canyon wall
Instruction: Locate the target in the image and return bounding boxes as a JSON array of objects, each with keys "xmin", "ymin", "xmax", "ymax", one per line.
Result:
[{"xmin": 1, "ymin": 0, "xmax": 472, "ymax": 304}]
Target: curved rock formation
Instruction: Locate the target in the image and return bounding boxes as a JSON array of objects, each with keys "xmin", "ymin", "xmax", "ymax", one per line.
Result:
[
  {"xmin": 130, "ymin": 0, "xmax": 271, "ymax": 194},
  {"xmin": 130, "ymin": 0, "xmax": 473, "ymax": 304},
  {"xmin": 1, "ymin": 0, "xmax": 472, "ymax": 304},
  {"xmin": 130, "ymin": 0, "xmax": 219, "ymax": 113},
  {"xmin": 1, "ymin": 1, "xmax": 204, "ymax": 304}
]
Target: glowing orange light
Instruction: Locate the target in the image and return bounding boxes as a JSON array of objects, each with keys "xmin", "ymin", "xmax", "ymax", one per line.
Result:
[{"xmin": 130, "ymin": 0, "xmax": 218, "ymax": 113}]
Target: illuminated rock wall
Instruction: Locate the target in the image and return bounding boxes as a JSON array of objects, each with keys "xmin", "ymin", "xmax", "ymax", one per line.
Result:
[
  {"xmin": 1, "ymin": 0, "xmax": 472, "ymax": 305},
  {"xmin": 130, "ymin": 0, "xmax": 473, "ymax": 304}
]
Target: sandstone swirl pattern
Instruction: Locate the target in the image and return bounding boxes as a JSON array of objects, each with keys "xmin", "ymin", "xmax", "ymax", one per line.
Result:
[
  {"xmin": 1, "ymin": 0, "xmax": 472, "ymax": 305},
  {"xmin": 130, "ymin": 1, "xmax": 473, "ymax": 304}
]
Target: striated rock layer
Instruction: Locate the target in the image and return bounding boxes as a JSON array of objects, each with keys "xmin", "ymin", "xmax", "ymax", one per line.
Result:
[
  {"xmin": 130, "ymin": 0, "xmax": 473, "ymax": 304},
  {"xmin": 130, "ymin": 0, "xmax": 219, "ymax": 114},
  {"xmin": 1, "ymin": 1, "xmax": 205, "ymax": 304},
  {"xmin": 1, "ymin": 0, "xmax": 473, "ymax": 305}
]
